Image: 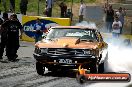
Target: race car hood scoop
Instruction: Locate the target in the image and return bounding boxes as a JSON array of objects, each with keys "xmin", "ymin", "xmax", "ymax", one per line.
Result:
[
  {"xmin": 36, "ymin": 37, "xmax": 80, "ymax": 48},
  {"xmin": 56, "ymin": 37, "xmax": 80, "ymax": 46}
]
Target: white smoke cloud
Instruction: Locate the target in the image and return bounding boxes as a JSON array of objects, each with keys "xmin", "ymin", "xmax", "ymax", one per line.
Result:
[
  {"xmin": 75, "ymin": 21, "xmax": 132, "ymax": 87},
  {"xmin": 75, "ymin": 21, "xmax": 132, "ymax": 73},
  {"xmin": 105, "ymin": 37, "xmax": 132, "ymax": 73},
  {"xmin": 75, "ymin": 21, "xmax": 97, "ymax": 29}
]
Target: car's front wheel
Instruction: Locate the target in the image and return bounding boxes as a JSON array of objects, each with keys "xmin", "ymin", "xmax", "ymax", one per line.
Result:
[
  {"xmin": 36, "ymin": 62, "xmax": 45, "ymax": 75},
  {"xmin": 90, "ymin": 64, "xmax": 98, "ymax": 73},
  {"xmin": 76, "ymin": 75, "xmax": 87, "ymax": 84},
  {"xmin": 48, "ymin": 67, "xmax": 59, "ymax": 72}
]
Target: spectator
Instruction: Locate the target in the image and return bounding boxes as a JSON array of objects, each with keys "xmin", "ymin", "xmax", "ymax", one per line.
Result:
[
  {"xmin": 103, "ymin": 2, "xmax": 110, "ymax": 11},
  {"xmin": 66, "ymin": 9, "xmax": 72, "ymax": 18},
  {"xmin": 0, "ymin": 18, "xmax": 3, "ymax": 32},
  {"xmin": 59, "ymin": 2, "xmax": 67, "ymax": 18},
  {"xmin": 10, "ymin": 0, "xmax": 15, "ymax": 12},
  {"xmin": 79, "ymin": 1, "xmax": 85, "ymax": 22},
  {"xmin": 112, "ymin": 16, "xmax": 122, "ymax": 38},
  {"xmin": 1, "ymin": 14, "xmax": 22, "ymax": 61},
  {"xmin": 66, "ymin": 9, "xmax": 73, "ymax": 21},
  {"xmin": 0, "ymin": 14, "xmax": 22, "ymax": 61},
  {"xmin": 104, "ymin": 5, "xmax": 114, "ymax": 33},
  {"xmin": 20, "ymin": 0, "xmax": 28, "ymax": 15},
  {"xmin": 0, "ymin": 12, "xmax": 9, "ymax": 60},
  {"xmin": 0, "ymin": 18, "xmax": 3, "ymax": 25},
  {"xmin": 45, "ymin": 0, "xmax": 54, "ymax": 17},
  {"xmin": 33, "ymin": 18, "xmax": 44, "ymax": 43},
  {"xmin": 116, "ymin": 7, "xmax": 126, "ymax": 34}
]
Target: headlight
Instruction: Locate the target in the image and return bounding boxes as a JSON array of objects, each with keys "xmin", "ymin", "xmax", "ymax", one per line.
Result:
[
  {"xmin": 34, "ymin": 47, "xmax": 41, "ymax": 54},
  {"xmin": 83, "ymin": 49, "xmax": 96, "ymax": 55},
  {"xmin": 40, "ymin": 48, "xmax": 48, "ymax": 53},
  {"xmin": 83, "ymin": 50, "xmax": 90, "ymax": 55},
  {"xmin": 91, "ymin": 49, "xmax": 96, "ymax": 55},
  {"xmin": 34, "ymin": 48, "xmax": 48, "ymax": 54}
]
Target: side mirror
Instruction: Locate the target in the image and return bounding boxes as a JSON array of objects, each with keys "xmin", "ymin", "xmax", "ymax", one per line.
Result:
[{"xmin": 98, "ymin": 42, "xmax": 104, "ymax": 48}]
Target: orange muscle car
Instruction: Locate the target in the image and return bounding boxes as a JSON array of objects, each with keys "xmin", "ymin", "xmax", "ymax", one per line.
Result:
[{"xmin": 33, "ymin": 26, "xmax": 108, "ymax": 75}]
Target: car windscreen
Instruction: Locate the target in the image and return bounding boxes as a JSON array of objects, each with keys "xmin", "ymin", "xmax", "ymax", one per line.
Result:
[{"xmin": 46, "ymin": 28, "xmax": 97, "ymax": 41}]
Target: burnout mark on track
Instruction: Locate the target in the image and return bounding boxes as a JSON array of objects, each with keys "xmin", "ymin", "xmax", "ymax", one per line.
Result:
[{"xmin": 0, "ymin": 60, "xmax": 9, "ymax": 63}]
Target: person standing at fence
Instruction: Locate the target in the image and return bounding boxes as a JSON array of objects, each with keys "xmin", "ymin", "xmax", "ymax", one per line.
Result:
[
  {"xmin": 0, "ymin": 17, "xmax": 3, "ymax": 33},
  {"xmin": 112, "ymin": 16, "xmax": 122, "ymax": 38},
  {"xmin": 20, "ymin": 0, "xmax": 28, "ymax": 15},
  {"xmin": 59, "ymin": 2, "xmax": 67, "ymax": 18},
  {"xmin": 33, "ymin": 18, "xmax": 44, "ymax": 43},
  {"xmin": 104, "ymin": 4, "xmax": 114, "ymax": 33},
  {"xmin": 45, "ymin": 0, "xmax": 54, "ymax": 17},
  {"xmin": 10, "ymin": 0, "xmax": 15, "ymax": 12},
  {"xmin": 0, "ymin": 18, "xmax": 3, "ymax": 26},
  {"xmin": 2, "ymin": 14, "xmax": 22, "ymax": 61},
  {"xmin": 79, "ymin": 1, "xmax": 85, "ymax": 22},
  {"xmin": 66, "ymin": 9, "xmax": 73, "ymax": 19},
  {"xmin": 116, "ymin": 7, "xmax": 126, "ymax": 34},
  {"xmin": 0, "ymin": 12, "xmax": 9, "ymax": 60}
]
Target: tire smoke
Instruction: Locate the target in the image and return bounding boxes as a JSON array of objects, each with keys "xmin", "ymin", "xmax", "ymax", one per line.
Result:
[{"xmin": 75, "ymin": 21, "xmax": 132, "ymax": 73}]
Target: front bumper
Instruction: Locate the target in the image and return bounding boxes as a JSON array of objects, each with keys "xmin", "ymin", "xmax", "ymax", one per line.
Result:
[{"xmin": 33, "ymin": 53, "xmax": 97, "ymax": 68}]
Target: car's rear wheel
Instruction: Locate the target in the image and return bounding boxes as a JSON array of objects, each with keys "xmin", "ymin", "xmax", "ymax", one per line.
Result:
[
  {"xmin": 98, "ymin": 62, "xmax": 104, "ymax": 73},
  {"xmin": 36, "ymin": 62, "xmax": 45, "ymax": 75},
  {"xmin": 98, "ymin": 52, "xmax": 108, "ymax": 73},
  {"xmin": 90, "ymin": 61, "xmax": 99, "ymax": 73}
]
